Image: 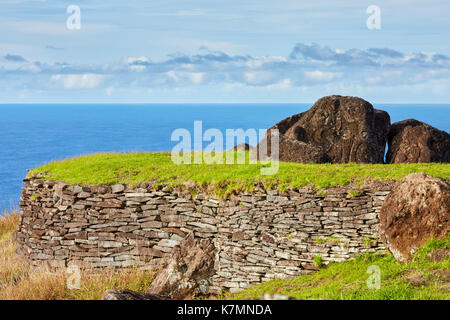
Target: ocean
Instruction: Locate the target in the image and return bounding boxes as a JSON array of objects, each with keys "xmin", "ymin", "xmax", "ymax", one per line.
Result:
[{"xmin": 1, "ymin": 103, "xmax": 449, "ymax": 213}]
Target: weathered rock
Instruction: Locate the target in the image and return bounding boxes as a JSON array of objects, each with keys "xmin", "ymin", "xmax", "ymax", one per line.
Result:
[
  {"xmin": 427, "ymin": 248, "xmax": 450, "ymax": 262},
  {"xmin": 403, "ymin": 270, "xmax": 427, "ymax": 286},
  {"xmin": 402, "ymin": 269, "xmax": 450, "ymax": 286},
  {"xmin": 253, "ymin": 131, "xmax": 329, "ymax": 163},
  {"xmin": 428, "ymin": 269, "xmax": 450, "ymax": 282},
  {"xmin": 386, "ymin": 119, "xmax": 450, "ymax": 163},
  {"xmin": 254, "ymin": 95, "xmax": 390, "ymax": 163},
  {"xmin": 229, "ymin": 143, "xmax": 254, "ymax": 152},
  {"xmin": 146, "ymin": 233, "xmax": 216, "ymax": 299},
  {"xmin": 101, "ymin": 289, "xmax": 162, "ymax": 300},
  {"xmin": 379, "ymin": 173, "xmax": 450, "ymax": 261},
  {"xmin": 111, "ymin": 184, "xmax": 126, "ymax": 194}
]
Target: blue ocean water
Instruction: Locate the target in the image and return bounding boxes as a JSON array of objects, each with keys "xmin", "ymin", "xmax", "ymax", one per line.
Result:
[{"xmin": 0, "ymin": 103, "xmax": 449, "ymax": 213}]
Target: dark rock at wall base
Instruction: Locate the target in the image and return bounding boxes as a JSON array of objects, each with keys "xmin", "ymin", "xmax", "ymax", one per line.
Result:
[
  {"xmin": 254, "ymin": 95, "xmax": 390, "ymax": 163},
  {"xmin": 379, "ymin": 173, "xmax": 450, "ymax": 261},
  {"xmin": 101, "ymin": 289, "xmax": 164, "ymax": 300},
  {"xmin": 146, "ymin": 233, "xmax": 216, "ymax": 299},
  {"xmin": 386, "ymin": 119, "xmax": 450, "ymax": 163}
]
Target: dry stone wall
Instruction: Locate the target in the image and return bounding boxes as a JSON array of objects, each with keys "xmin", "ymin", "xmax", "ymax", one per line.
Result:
[{"xmin": 16, "ymin": 178, "xmax": 392, "ymax": 293}]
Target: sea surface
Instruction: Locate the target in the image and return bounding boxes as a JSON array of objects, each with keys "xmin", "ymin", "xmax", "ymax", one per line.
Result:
[{"xmin": 1, "ymin": 103, "xmax": 449, "ymax": 213}]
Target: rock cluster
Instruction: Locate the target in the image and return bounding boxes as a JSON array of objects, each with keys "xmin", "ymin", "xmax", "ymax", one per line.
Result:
[
  {"xmin": 17, "ymin": 178, "xmax": 391, "ymax": 295},
  {"xmin": 255, "ymin": 95, "xmax": 390, "ymax": 163},
  {"xmin": 386, "ymin": 119, "xmax": 450, "ymax": 163},
  {"xmin": 379, "ymin": 173, "xmax": 450, "ymax": 261},
  {"xmin": 255, "ymin": 95, "xmax": 449, "ymax": 164}
]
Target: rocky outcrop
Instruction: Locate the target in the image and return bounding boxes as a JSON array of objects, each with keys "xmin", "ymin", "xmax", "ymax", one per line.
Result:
[
  {"xmin": 254, "ymin": 95, "xmax": 390, "ymax": 163},
  {"xmin": 386, "ymin": 119, "xmax": 450, "ymax": 163},
  {"xmin": 146, "ymin": 234, "xmax": 216, "ymax": 299},
  {"xmin": 379, "ymin": 173, "xmax": 450, "ymax": 261}
]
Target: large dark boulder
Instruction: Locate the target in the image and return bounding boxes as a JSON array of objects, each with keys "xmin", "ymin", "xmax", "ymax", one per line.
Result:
[
  {"xmin": 386, "ymin": 119, "xmax": 450, "ymax": 163},
  {"xmin": 254, "ymin": 95, "xmax": 390, "ymax": 163},
  {"xmin": 379, "ymin": 173, "xmax": 450, "ymax": 261}
]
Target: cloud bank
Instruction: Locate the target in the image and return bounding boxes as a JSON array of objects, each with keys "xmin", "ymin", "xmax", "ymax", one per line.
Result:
[{"xmin": 1, "ymin": 43, "xmax": 449, "ymax": 102}]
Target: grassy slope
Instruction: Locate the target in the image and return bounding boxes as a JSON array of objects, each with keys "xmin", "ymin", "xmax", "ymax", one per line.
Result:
[
  {"xmin": 28, "ymin": 152, "xmax": 450, "ymax": 197},
  {"xmin": 229, "ymin": 237, "xmax": 450, "ymax": 300},
  {"xmin": 0, "ymin": 212, "xmax": 154, "ymax": 300}
]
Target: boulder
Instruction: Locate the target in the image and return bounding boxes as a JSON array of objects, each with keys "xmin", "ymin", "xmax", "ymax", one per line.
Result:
[
  {"xmin": 253, "ymin": 131, "xmax": 329, "ymax": 163},
  {"xmin": 254, "ymin": 95, "xmax": 390, "ymax": 163},
  {"xmin": 386, "ymin": 119, "xmax": 450, "ymax": 163},
  {"xmin": 379, "ymin": 173, "xmax": 450, "ymax": 261},
  {"xmin": 101, "ymin": 289, "xmax": 163, "ymax": 300},
  {"xmin": 228, "ymin": 143, "xmax": 253, "ymax": 152},
  {"xmin": 427, "ymin": 248, "xmax": 450, "ymax": 262},
  {"xmin": 146, "ymin": 233, "xmax": 216, "ymax": 299}
]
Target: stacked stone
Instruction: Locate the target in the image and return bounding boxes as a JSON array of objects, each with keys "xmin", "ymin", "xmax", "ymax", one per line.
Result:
[
  {"xmin": 210, "ymin": 187, "xmax": 391, "ymax": 293},
  {"xmin": 16, "ymin": 178, "xmax": 219, "ymax": 269},
  {"xmin": 16, "ymin": 177, "xmax": 392, "ymax": 293}
]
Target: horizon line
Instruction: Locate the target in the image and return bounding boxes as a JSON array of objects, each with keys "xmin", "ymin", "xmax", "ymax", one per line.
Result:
[{"xmin": 1, "ymin": 102, "xmax": 450, "ymax": 105}]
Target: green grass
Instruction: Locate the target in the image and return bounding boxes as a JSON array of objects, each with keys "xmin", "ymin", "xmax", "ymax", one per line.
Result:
[
  {"xmin": 229, "ymin": 237, "xmax": 450, "ymax": 300},
  {"xmin": 314, "ymin": 255, "xmax": 324, "ymax": 267},
  {"xmin": 28, "ymin": 152, "xmax": 450, "ymax": 197}
]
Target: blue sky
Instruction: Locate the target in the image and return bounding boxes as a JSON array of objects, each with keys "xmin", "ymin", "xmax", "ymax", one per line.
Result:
[{"xmin": 1, "ymin": 0, "xmax": 449, "ymax": 103}]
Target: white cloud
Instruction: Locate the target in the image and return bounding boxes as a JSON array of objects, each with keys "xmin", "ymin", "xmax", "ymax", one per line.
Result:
[
  {"xmin": 130, "ymin": 65, "xmax": 147, "ymax": 72},
  {"xmin": 265, "ymin": 78, "xmax": 292, "ymax": 89},
  {"xmin": 365, "ymin": 76, "xmax": 382, "ymax": 85},
  {"xmin": 304, "ymin": 70, "xmax": 343, "ymax": 82},
  {"xmin": 187, "ymin": 72, "xmax": 204, "ymax": 84},
  {"xmin": 166, "ymin": 71, "xmax": 179, "ymax": 82},
  {"xmin": 105, "ymin": 86, "xmax": 114, "ymax": 96},
  {"xmin": 165, "ymin": 71, "xmax": 205, "ymax": 84},
  {"xmin": 125, "ymin": 56, "xmax": 150, "ymax": 64},
  {"xmin": 244, "ymin": 71, "xmax": 274, "ymax": 85},
  {"xmin": 51, "ymin": 74, "xmax": 105, "ymax": 89},
  {"xmin": 3, "ymin": 43, "xmax": 450, "ymax": 100}
]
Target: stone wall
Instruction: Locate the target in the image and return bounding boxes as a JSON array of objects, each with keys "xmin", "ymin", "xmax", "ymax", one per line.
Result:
[{"xmin": 16, "ymin": 177, "xmax": 392, "ymax": 293}]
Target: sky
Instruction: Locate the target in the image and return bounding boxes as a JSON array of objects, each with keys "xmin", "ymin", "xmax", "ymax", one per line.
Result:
[{"xmin": 0, "ymin": 0, "xmax": 449, "ymax": 103}]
